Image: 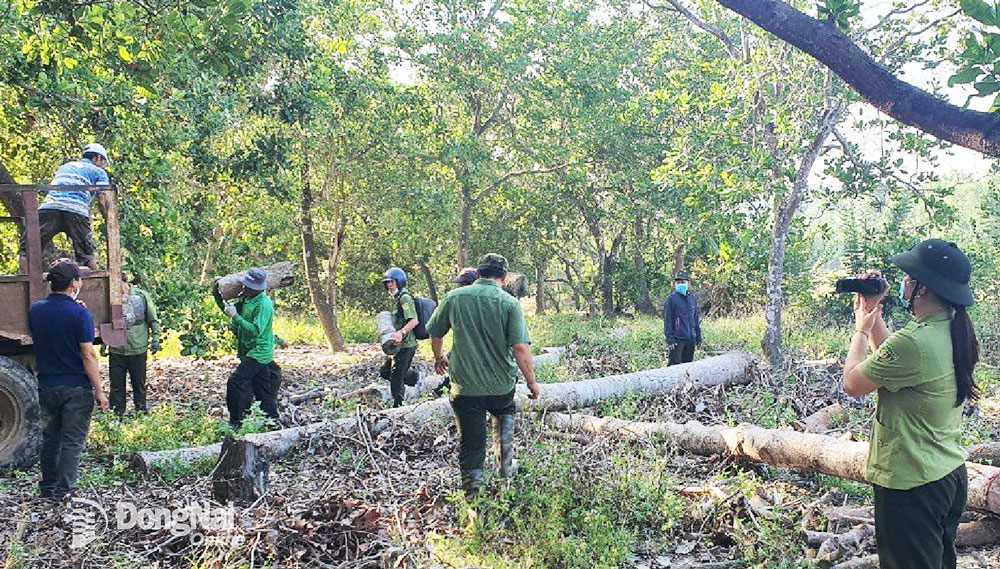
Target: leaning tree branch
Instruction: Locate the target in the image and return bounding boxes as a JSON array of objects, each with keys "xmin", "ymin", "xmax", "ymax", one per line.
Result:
[
  {"xmin": 647, "ymin": 0, "xmax": 739, "ymax": 58},
  {"xmin": 715, "ymin": 0, "xmax": 1000, "ymax": 157}
]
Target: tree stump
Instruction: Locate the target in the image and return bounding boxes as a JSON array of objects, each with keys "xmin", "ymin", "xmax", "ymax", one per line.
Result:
[{"xmin": 212, "ymin": 435, "xmax": 269, "ymax": 504}]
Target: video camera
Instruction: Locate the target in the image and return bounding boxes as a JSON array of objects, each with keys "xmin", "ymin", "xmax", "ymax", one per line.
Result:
[{"xmin": 834, "ymin": 276, "xmax": 888, "ymax": 296}]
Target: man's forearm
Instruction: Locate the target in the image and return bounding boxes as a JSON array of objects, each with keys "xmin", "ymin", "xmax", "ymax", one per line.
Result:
[
  {"xmin": 512, "ymin": 344, "xmax": 536, "ymax": 383},
  {"xmin": 82, "ymin": 352, "xmax": 102, "ymax": 392},
  {"xmin": 431, "ymin": 337, "xmax": 444, "ymax": 359},
  {"xmin": 400, "ymin": 318, "xmax": 418, "ymax": 335}
]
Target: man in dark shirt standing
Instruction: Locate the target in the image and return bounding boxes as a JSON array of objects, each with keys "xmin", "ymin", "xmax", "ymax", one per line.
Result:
[
  {"xmin": 663, "ymin": 271, "xmax": 702, "ymax": 365},
  {"xmin": 29, "ymin": 259, "xmax": 108, "ymax": 499}
]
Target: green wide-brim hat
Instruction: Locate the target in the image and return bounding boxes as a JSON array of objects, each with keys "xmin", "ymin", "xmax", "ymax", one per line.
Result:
[{"xmin": 891, "ymin": 239, "xmax": 974, "ymax": 307}]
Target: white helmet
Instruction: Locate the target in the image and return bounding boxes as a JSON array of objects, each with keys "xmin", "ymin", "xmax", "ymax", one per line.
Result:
[{"xmin": 82, "ymin": 142, "xmax": 110, "ymax": 164}]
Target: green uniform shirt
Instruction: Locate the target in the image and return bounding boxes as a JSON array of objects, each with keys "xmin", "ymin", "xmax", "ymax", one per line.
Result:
[
  {"xmin": 425, "ymin": 278, "xmax": 531, "ymax": 397},
  {"xmin": 110, "ymin": 286, "xmax": 160, "ymax": 356},
  {"xmin": 392, "ymin": 289, "xmax": 419, "ymax": 349},
  {"xmin": 229, "ymin": 292, "xmax": 275, "ymax": 365},
  {"xmin": 859, "ymin": 311, "xmax": 966, "ymax": 490}
]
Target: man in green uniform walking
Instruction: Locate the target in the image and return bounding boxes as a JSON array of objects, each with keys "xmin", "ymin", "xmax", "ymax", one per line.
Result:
[
  {"xmin": 379, "ymin": 267, "xmax": 421, "ymax": 407},
  {"xmin": 215, "ymin": 268, "xmax": 280, "ymax": 429},
  {"xmin": 103, "ymin": 276, "xmax": 160, "ymax": 415},
  {"xmin": 426, "ymin": 254, "xmax": 541, "ymax": 497}
]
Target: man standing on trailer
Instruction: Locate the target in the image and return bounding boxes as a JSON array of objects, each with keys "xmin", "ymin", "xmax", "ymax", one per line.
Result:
[{"xmin": 34, "ymin": 143, "xmax": 112, "ymax": 270}]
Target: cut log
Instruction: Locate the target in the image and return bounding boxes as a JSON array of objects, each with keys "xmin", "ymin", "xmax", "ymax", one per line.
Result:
[
  {"xmin": 212, "ymin": 435, "xmax": 269, "ymax": 504},
  {"xmin": 501, "ymin": 272, "xmax": 530, "ymax": 298},
  {"xmin": 541, "ymin": 412, "xmax": 1000, "ymax": 516},
  {"xmin": 214, "ymin": 261, "xmax": 295, "ymax": 300},
  {"xmin": 956, "ymin": 517, "xmax": 1000, "ymax": 548},
  {"xmin": 132, "ymin": 352, "xmax": 755, "ymax": 471},
  {"xmin": 793, "ymin": 403, "xmax": 844, "ymax": 433},
  {"xmin": 967, "ymin": 442, "xmax": 1000, "ymax": 466},
  {"xmin": 375, "ymin": 311, "xmax": 400, "ymax": 355}
]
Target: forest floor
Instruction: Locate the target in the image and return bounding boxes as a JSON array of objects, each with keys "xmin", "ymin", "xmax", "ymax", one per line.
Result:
[{"xmin": 1, "ymin": 314, "xmax": 999, "ymax": 569}]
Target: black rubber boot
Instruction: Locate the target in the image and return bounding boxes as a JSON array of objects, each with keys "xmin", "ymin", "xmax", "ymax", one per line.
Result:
[
  {"xmin": 492, "ymin": 414, "xmax": 517, "ymax": 477},
  {"xmin": 461, "ymin": 469, "xmax": 484, "ymax": 498}
]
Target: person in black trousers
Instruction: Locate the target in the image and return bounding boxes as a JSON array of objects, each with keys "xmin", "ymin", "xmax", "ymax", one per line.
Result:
[
  {"xmin": 29, "ymin": 259, "xmax": 109, "ymax": 499},
  {"xmin": 663, "ymin": 271, "xmax": 702, "ymax": 365}
]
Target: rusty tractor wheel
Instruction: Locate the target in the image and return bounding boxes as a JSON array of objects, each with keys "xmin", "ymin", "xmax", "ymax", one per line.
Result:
[{"xmin": 0, "ymin": 356, "xmax": 41, "ymax": 469}]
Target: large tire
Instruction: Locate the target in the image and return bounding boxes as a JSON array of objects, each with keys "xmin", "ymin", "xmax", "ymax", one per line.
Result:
[{"xmin": 0, "ymin": 356, "xmax": 41, "ymax": 469}]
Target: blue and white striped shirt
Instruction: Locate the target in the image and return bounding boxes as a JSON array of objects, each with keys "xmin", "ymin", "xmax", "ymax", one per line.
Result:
[{"xmin": 39, "ymin": 158, "xmax": 110, "ymax": 218}]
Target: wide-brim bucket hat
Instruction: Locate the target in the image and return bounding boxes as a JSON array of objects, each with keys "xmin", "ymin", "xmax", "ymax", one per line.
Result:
[
  {"xmin": 891, "ymin": 239, "xmax": 974, "ymax": 307},
  {"xmin": 240, "ymin": 268, "xmax": 268, "ymax": 291}
]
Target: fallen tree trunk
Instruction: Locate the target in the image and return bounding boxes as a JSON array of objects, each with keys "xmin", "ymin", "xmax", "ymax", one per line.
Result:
[
  {"xmin": 214, "ymin": 261, "xmax": 295, "ymax": 300},
  {"xmin": 541, "ymin": 412, "xmax": 1000, "ymax": 516},
  {"xmin": 793, "ymin": 403, "xmax": 844, "ymax": 434},
  {"xmin": 132, "ymin": 352, "xmax": 755, "ymax": 471},
  {"xmin": 288, "ymin": 347, "xmax": 567, "ymax": 406},
  {"xmin": 356, "ymin": 346, "xmax": 568, "ymax": 406}
]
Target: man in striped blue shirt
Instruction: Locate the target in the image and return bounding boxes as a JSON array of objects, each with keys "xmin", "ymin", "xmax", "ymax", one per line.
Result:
[{"xmin": 37, "ymin": 143, "xmax": 111, "ymax": 270}]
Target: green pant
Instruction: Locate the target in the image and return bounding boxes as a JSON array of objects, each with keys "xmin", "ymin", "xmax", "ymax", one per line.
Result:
[
  {"xmin": 450, "ymin": 390, "xmax": 516, "ymax": 473},
  {"xmin": 874, "ymin": 464, "xmax": 967, "ymax": 569}
]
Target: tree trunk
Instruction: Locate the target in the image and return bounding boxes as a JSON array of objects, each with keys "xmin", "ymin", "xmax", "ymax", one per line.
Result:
[
  {"xmin": 601, "ymin": 234, "xmax": 623, "ymax": 316},
  {"xmin": 633, "ymin": 220, "xmax": 657, "ymax": 315},
  {"xmin": 714, "ymin": 0, "xmax": 1000, "ymax": 157},
  {"xmin": 457, "ymin": 184, "xmax": 473, "ymax": 268},
  {"xmin": 535, "ymin": 261, "xmax": 546, "ymax": 315},
  {"xmin": 418, "ymin": 260, "xmax": 438, "ymax": 303},
  {"xmin": 132, "ymin": 352, "xmax": 755, "ymax": 471},
  {"xmin": 299, "ymin": 161, "xmax": 345, "ymax": 352},
  {"xmin": 542, "ymin": 412, "xmax": 1000, "ymax": 516},
  {"xmin": 0, "ymin": 159, "xmax": 24, "ymax": 218},
  {"xmin": 214, "ymin": 262, "xmax": 295, "ymax": 300},
  {"xmin": 672, "ymin": 241, "xmax": 687, "ymax": 278},
  {"xmin": 761, "ymin": 112, "xmax": 838, "ymax": 367}
]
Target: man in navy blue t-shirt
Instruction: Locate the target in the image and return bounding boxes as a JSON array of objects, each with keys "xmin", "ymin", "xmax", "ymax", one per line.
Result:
[{"xmin": 28, "ymin": 259, "xmax": 108, "ymax": 499}]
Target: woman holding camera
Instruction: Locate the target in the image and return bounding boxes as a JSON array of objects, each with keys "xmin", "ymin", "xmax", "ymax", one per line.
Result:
[{"xmin": 843, "ymin": 239, "xmax": 979, "ymax": 569}]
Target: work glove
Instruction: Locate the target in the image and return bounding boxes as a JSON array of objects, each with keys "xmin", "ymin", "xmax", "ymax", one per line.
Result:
[
  {"xmin": 224, "ymin": 304, "xmax": 237, "ymax": 318},
  {"xmin": 150, "ymin": 340, "xmax": 161, "ymax": 354}
]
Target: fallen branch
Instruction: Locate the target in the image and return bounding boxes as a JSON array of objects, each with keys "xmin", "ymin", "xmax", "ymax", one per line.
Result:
[
  {"xmin": 541, "ymin": 412, "xmax": 1000, "ymax": 516},
  {"xmin": 793, "ymin": 403, "xmax": 844, "ymax": 434},
  {"xmin": 830, "ymin": 555, "xmax": 878, "ymax": 569},
  {"xmin": 132, "ymin": 352, "xmax": 755, "ymax": 471}
]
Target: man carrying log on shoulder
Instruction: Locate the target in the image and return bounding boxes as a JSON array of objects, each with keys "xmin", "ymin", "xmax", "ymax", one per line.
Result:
[
  {"xmin": 426, "ymin": 254, "xmax": 541, "ymax": 497},
  {"xmin": 213, "ymin": 268, "xmax": 280, "ymax": 430}
]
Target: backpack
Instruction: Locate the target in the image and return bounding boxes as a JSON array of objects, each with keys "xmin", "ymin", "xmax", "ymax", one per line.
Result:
[{"xmin": 398, "ymin": 292, "xmax": 436, "ymax": 340}]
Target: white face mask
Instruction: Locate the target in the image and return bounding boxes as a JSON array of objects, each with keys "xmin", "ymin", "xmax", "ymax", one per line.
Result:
[{"xmin": 71, "ymin": 282, "xmax": 81, "ymax": 300}]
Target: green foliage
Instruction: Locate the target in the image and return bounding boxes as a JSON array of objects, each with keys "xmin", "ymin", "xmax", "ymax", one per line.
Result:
[
  {"xmin": 88, "ymin": 403, "xmax": 227, "ymax": 455},
  {"xmin": 443, "ymin": 442, "xmax": 686, "ymax": 569}
]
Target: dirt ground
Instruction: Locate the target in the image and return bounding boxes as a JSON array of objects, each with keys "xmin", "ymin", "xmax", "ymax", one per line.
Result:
[{"xmin": 1, "ymin": 341, "xmax": 998, "ymax": 568}]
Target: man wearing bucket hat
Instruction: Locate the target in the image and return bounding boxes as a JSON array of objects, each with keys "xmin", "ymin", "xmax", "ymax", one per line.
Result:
[
  {"xmin": 31, "ymin": 143, "xmax": 112, "ymax": 270},
  {"xmin": 842, "ymin": 239, "xmax": 979, "ymax": 569},
  {"xmin": 426, "ymin": 253, "xmax": 541, "ymax": 497},
  {"xmin": 663, "ymin": 271, "xmax": 701, "ymax": 365},
  {"xmin": 219, "ymin": 268, "xmax": 281, "ymax": 429}
]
